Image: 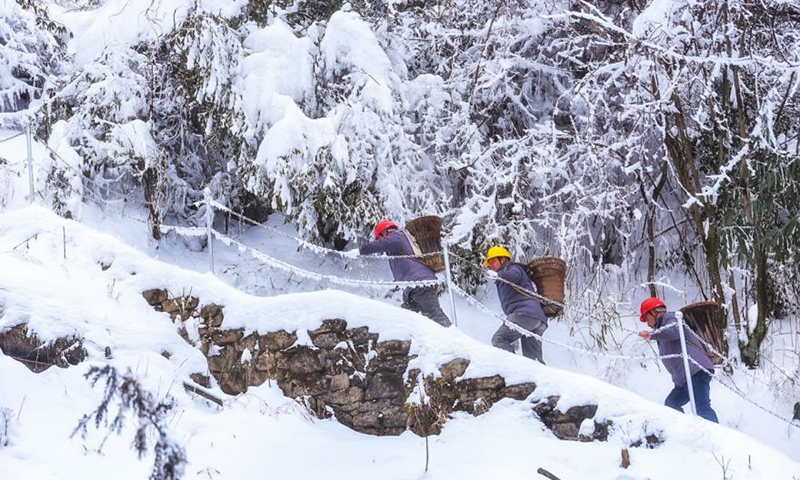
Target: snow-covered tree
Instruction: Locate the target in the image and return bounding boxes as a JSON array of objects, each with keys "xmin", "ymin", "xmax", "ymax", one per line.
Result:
[{"xmin": 0, "ymin": 0, "xmax": 66, "ymax": 115}]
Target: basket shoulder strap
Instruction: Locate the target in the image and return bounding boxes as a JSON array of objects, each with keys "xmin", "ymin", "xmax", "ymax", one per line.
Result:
[
  {"xmin": 402, "ymin": 231, "xmax": 435, "ymax": 271},
  {"xmin": 681, "ymin": 325, "xmax": 715, "ymax": 362},
  {"xmin": 402, "ymin": 231, "xmax": 424, "ymax": 257}
]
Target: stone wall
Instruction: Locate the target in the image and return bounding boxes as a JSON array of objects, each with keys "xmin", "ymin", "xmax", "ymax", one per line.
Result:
[
  {"xmin": 142, "ymin": 289, "xmax": 619, "ymax": 441},
  {"xmin": 0, "ymin": 324, "xmax": 86, "ymax": 373}
]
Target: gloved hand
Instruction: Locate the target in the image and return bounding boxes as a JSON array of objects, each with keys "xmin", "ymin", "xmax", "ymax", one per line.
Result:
[
  {"xmin": 342, "ymin": 248, "xmax": 360, "ymax": 259},
  {"xmin": 485, "ymin": 269, "xmax": 498, "ymax": 279}
]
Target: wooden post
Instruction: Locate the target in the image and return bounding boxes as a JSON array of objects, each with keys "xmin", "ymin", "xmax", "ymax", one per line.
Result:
[
  {"xmin": 26, "ymin": 125, "xmax": 34, "ymax": 204},
  {"xmin": 204, "ymin": 188, "xmax": 215, "ymax": 275},
  {"xmin": 443, "ymin": 243, "xmax": 458, "ymax": 327},
  {"xmin": 677, "ymin": 312, "xmax": 698, "ymax": 416},
  {"xmin": 621, "ymin": 448, "xmax": 630, "ymax": 468}
]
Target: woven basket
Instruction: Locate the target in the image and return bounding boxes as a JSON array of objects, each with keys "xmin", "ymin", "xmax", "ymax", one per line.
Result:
[
  {"xmin": 678, "ymin": 301, "xmax": 726, "ymax": 366},
  {"xmin": 525, "ymin": 257, "xmax": 567, "ymax": 317},
  {"xmin": 405, "ymin": 216, "xmax": 445, "ymax": 273}
]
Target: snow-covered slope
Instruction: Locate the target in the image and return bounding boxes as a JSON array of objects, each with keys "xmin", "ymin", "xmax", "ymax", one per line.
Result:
[{"xmin": 1, "ymin": 206, "xmax": 798, "ymax": 480}]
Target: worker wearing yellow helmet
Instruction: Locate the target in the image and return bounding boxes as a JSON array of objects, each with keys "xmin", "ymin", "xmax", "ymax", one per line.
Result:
[{"xmin": 484, "ymin": 246, "xmax": 547, "ymax": 363}]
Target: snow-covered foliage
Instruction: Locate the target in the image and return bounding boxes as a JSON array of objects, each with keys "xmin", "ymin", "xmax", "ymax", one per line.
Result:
[
  {"xmin": 1, "ymin": 0, "xmax": 798, "ymax": 365},
  {"xmin": 47, "ymin": 46, "xmax": 154, "ymax": 217},
  {"xmin": 0, "ymin": 0, "xmax": 65, "ymax": 116}
]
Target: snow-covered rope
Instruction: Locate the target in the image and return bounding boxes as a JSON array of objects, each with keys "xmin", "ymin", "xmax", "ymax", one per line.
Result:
[
  {"xmin": 675, "ymin": 320, "xmax": 797, "ymax": 392},
  {"xmin": 159, "ymin": 225, "xmax": 207, "ymax": 237},
  {"xmin": 486, "ymin": 271, "xmax": 682, "ymax": 336},
  {"xmin": 450, "ymin": 282, "xmax": 681, "ymax": 362},
  {"xmin": 210, "ymin": 228, "xmax": 445, "ymax": 290},
  {"xmin": 619, "ymin": 313, "xmax": 793, "ymax": 395},
  {"xmin": 0, "ymin": 131, "xmax": 24, "ymax": 143},
  {"xmin": 205, "ymin": 199, "xmax": 444, "ymax": 260},
  {"xmin": 688, "ymin": 357, "xmax": 800, "ymax": 430},
  {"xmin": 485, "ymin": 272, "xmax": 562, "ymax": 308}
]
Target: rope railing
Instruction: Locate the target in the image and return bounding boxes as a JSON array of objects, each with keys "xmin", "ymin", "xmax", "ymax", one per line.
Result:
[
  {"xmin": 0, "ymin": 131, "xmax": 24, "ymax": 143},
  {"xmin": 450, "ymin": 282, "xmax": 683, "ymax": 362},
  {"xmin": 160, "ymin": 214, "xmax": 680, "ymax": 363},
  {"xmin": 159, "ymin": 202, "xmax": 694, "ymax": 363},
  {"xmin": 688, "ymin": 357, "xmax": 800, "ymax": 430},
  {"xmin": 7, "ymin": 126, "xmax": 800, "ymax": 424},
  {"xmin": 209, "ymin": 228, "xmax": 445, "ymax": 290},
  {"xmin": 206, "ymin": 199, "xmax": 444, "ymax": 260}
]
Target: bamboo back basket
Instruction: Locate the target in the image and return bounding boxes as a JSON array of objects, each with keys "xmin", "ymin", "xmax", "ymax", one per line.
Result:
[
  {"xmin": 405, "ymin": 216, "xmax": 445, "ymax": 273},
  {"xmin": 524, "ymin": 257, "xmax": 567, "ymax": 317},
  {"xmin": 678, "ymin": 301, "xmax": 726, "ymax": 365}
]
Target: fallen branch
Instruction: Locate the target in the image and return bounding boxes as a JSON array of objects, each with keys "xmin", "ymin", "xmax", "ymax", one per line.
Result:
[
  {"xmin": 537, "ymin": 467, "xmax": 562, "ymax": 480},
  {"xmin": 182, "ymin": 382, "xmax": 224, "ymax": 407}
]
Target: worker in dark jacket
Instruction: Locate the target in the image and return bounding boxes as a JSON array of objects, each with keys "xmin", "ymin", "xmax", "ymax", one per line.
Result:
[
  {"xmin": 639, "ymin": 297, "xmax": 718, "ymax": 423},
  {"xmin": 359, "ymin": 220, "xmax": 451, "ymax": 327},
  {"xmin": 485, "ymin": 246, "xmax": 547, "ymax": 363}
]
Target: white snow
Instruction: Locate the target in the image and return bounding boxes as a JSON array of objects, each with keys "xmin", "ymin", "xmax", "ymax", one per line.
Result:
[
  {"xmin": 321, "ymin": 10, "xmax": 398, "ymax": 115},
  {"xmin": 51, "ymin": 0, "xmax": 247, "ymax": 66},
  {"xmin": 240, "ymin": 19, "xmax": 315, "ymax": 130},
  {"xmin": 2, "ymin": 0, "xmax": 800, "ymax": 477},
  {"xmin": 0, "ymin": 205, "xmax": 798, "ymax": 479}
]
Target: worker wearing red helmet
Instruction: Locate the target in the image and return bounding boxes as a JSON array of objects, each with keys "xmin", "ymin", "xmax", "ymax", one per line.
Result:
[
  {"xmin": 639, "ymin": 297, "xmax": 718, "ymax": 423},
  {"xmin": 358, "ymin": 220, "xmax": 451, "ymax": 327}
]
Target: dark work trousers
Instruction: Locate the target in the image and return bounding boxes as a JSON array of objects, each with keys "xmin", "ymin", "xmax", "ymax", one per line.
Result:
[
  {"xmin": 402, "ymin": 287, "xmax": 452, "ymax": 327},
  {"xmin": 491, "ymin": 313, "xmax": 547, "ymax": 364},
  {"xmin": 665, "ymin": 371, "xmax": 719, "ymax": 423}
]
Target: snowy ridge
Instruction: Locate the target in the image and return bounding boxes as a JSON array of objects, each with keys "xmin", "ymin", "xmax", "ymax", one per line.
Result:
[{"xmin": 0, "ymin": 206, "xmax": 798, "ymax": 479}]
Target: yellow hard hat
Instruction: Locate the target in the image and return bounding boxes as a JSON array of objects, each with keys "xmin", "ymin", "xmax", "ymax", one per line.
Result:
[{"xmin": 484, "ymin": 246, "xmax": 511, "ymax": 266}]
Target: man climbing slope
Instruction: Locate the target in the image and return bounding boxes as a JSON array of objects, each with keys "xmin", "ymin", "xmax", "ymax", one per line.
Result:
[
  {"xmin": 638, "ymin": 297, "xmax": 719, "ymax": 423},
  {"xmin": 484, "ymin": 247, "xmax": 547, "ymax": 363},
  {"xmin": 359, "ymin": 220, "xmax": 451, "ymax": 327}
]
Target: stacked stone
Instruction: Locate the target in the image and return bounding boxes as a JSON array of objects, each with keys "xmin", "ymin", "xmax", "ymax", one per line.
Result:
[
  {"xmin": 141, "ymin": 288, "xmax": 623, "ymax": 443},
  {"xmin": 0, "ymin": 324, "xmax": 86, "ymax": 373}
]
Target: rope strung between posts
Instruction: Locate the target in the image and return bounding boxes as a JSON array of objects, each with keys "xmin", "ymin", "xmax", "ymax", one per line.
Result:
[
  {"xmin": 608, "ymin": 311, "xmax": 794, "ymax": 395},
  {"xmin": 164, "ymin": 219, "xmax": 682, "ymax": 362},
  {"xmin": 204, "ymin": 199, "xmax": 444, "ymax": 260},
  {"xmin": 449, "ymin": 282, "xmax": 682, "ymax": 362},
  {"xmin": 209, "ymin": 228, "xmax": 445, "ymax": 290},
  {"xmin": 193, "ymin": 199, "xmax": 659, "ymax": 330},
  {"xmin": 672, "ymin": 319, "xmax": 796, "ymax": 392},
  {"xmin": 159, "ymin": 225, "xmax": 206, "ymax": 237},
  {"xmin": 485, "ymin": 271, "xmax": 653, "ymax": 334},
  {"xmin": 687, "ymin": 357, "xmax": 800, "ymax": 430},
  {"xmin": 0, "ymin": 131, "xmax": 24, "ymax": 143},
  {"xmin": 486, "ymin": 271, "xmax": 565, "ymax": 309}
]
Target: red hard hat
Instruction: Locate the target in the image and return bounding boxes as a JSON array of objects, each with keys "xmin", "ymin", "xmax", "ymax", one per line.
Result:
[
  {"xmin": 374, "ymin": 220, "xmax": 398, "ymax": 239},
  {"xmin": 640, "ymin": 297, "xmax": 666, "ymax": 322}
]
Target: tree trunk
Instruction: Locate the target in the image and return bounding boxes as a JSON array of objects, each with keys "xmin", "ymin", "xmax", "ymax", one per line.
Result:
[
  {"xmin": 144, "ymin": 166, "xmax": 161, "ymax": 241},
  {"xmin": 740, "ymin": 248, "xmax": 769, "ymax": 367},
  {"xmin": 639, "ymin": 162, "xmax": 668, "ymax": 298}
]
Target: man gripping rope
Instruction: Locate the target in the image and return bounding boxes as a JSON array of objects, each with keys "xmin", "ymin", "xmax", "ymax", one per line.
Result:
[
  {"xmin": 638, "ymin": 297, "xmax": 719, "ymax": 423},
  {"xmin": 359, "ymin": 220, "xmax": 451, "ymax": 328},
  {"xmin": 484, "ymin": 247, "xmax": 548, "ymax": 363}
]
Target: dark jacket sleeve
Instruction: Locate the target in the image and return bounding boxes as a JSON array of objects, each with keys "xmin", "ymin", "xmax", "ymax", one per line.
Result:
[
  {"xmin": 359, "ymin": 234, "xmax": 401, "ymax": 256},
  {"xmin": 651, "ymin": 312, "xmax": 681, "ymax": 341},
  {"xmin": 498, "ymin": 264, "xmax": 524, "ymax": 284}
]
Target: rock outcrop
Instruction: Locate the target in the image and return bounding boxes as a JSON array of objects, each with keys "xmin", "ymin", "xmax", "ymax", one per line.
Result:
[
  {"xmin": 0, "ymin": 324, "xmax": 86, "ymax": 373},
  {"xmin": 142, "ymin": 288, "xmax": 613, "ymax": 441}
]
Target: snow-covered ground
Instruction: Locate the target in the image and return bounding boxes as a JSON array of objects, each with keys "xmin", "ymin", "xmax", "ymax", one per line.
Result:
[
  {"xmin": 2, "ymin": 129, "xmax": 800, "ymax": 478},
  {"xmin": 1, "ymin": 205, "xmax": 799, "ymax": 480}
]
